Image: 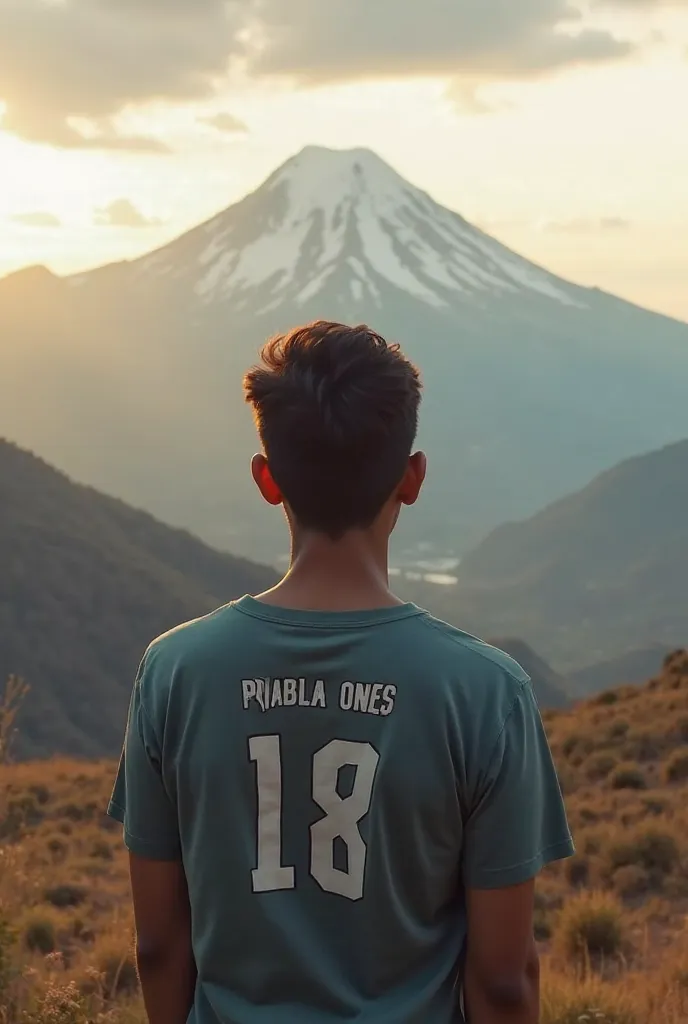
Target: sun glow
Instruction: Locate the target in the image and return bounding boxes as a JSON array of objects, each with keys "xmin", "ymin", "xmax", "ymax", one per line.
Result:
[{"xmin": 1, "ymin": 16, "xmax": 688, "ymax": 321}]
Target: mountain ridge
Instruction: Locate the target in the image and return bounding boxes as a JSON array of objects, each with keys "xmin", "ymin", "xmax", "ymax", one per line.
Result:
[
  {"xmin": 0, "ymin": 438, "xmax": 278, "ymax": 759},
  {"xmin": 432, "ymin": 439, "xmax": 688, "ymax": 669}
]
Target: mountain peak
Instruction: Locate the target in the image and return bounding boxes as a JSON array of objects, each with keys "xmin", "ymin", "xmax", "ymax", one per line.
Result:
[
  {"xmin": 119, "ymin": 145, "xmax": 584, "ymax": 314},
  {"xmin": 282, "ymin": 143, "xmax": 403, "ymax": 178}
]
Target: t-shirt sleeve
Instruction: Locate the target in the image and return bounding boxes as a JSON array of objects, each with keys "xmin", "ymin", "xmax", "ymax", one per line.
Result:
[
  {"xmin": 107, "ymin": 656, "xmax": 181, "ymax": 861},
  {"xmin": 462, "ymin": 679, "xmax": 574, "ymax": 889}
]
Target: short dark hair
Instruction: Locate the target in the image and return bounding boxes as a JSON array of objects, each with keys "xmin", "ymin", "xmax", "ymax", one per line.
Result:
[{"xmin": 244, "ymin": 321, "xmax": 422, "ymax": 539}]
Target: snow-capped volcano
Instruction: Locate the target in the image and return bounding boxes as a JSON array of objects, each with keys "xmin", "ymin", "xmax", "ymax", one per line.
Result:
[
  {"xmin": 3, "ymin": 143, "xmax": 688, "ymax": 569},
  {"xmin": 130, "ymin": 145, "xmax": 580, "ymax": 314}
]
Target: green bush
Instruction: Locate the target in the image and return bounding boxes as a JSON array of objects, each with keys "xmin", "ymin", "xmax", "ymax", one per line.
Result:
[
  {"xmin": 622, "ymin": 733, "xmax": 660, "ymax": 762},
  {"xmin": 642, "ymin": 797, "xmax": 666, "ymax": 817},
  {"xmin": 562, "ymin": 733, "xmax": 593, "ymax": 759},
  {"xmin": 555, "ymin": 891, "xmax": 627, "ymax": 966},
  {"xmin": 29, "ymin": 783, "xmax": 51, "ymax": 806},
  {"xmin": 46, "ymin": 834, "xmax": 70, "ymax": 860},
  {"xmin": 23, "ymin": 913, "xmax": 57, "ymax": 955},
  {"xmin": 610, "ymin": 764, "xmax": 647, "ymax": 790},
  {"xmin": 612, "ymin": 864, "xmax": 649, "ymax": 900},
  {"xmin": 587, "ymin": 754, "xmax": 617, "ymax": 782},
  {"xmin": 89, "ymin": 838, "xmax": 113, "ymax": 861},
  {"xmin": 608, "ymin": 828, "xmax": 679, "ymax": 878},
  {"xmin": 565, "ymin": 856, "xmax": 590, "ymax": 888},
  {"xmin": 44, "ymin": 884, "xmax": 87, "ymax": 909},
  {"xmin": 0, "ymin": 916, "xmax": 16, "ymax": 997},
  {"xmin": 96, "ymin": 941, "xmax": 139, "ymax": 997},
  {"xmin": 664, "ymin": 750, "xmax": 688, "ymax": 784}
]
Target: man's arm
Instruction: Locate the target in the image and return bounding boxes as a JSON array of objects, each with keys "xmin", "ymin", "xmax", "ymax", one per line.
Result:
[
  {"xmin": 106, "ymin": 651, "xmax": 194, "ymax": 1024},
  {"xmin": 464, "ymin": 880, "xmax": 539, "ymax": 1024},
  {"xmin": 129, "ymin": 853, "xmax": 196, "ymax": 1024},
  {"xmin": 460, "ymin": 677, "xmax": 575, "ymax": 1023}
]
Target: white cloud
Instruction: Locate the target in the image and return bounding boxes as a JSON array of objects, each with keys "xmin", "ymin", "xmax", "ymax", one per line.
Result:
[
  {"xmin": 539, "ymin": 215, "xmax": 632, "ymax": 232},
  {"xmin": 93, "ymin": 199, "xmax": 161, "ymax": 228},
  {"xmin": 0, "ymin": 0, "xmax": 638, "ymax": 150},
  {"xmin": 198, "ymin": 112, "xmax": 249, "ymax": 134},
  {"xmin": 10, "ymin": 210, "xmax": 62, "ymax": 227}
]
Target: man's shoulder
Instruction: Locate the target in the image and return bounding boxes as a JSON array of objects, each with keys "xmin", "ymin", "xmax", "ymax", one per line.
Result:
[
  {"xmin": 414, "ymin": 611, "xmax": 527, "ymax": 679},
  {"xmin": 141, "ymin": 602, "xmax": 241, "ymax": 674},
  {"xmin": 412, "ymin": 611, "xmax": 530, "ymax": 704}
]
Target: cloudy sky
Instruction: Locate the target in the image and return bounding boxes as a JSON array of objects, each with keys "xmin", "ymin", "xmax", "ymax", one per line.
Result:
[{"xmin": 1, "ymin": 0, "xmax": 687, "ymax": 320}]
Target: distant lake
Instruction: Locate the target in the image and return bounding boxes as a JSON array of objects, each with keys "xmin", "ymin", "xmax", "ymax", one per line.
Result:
[
  {"xmin": 389, "ymin": 568, "xmax": 458, "ymax": 587},
  {"xmin": 276, "ymin": 551, "xmax": 459, "ymax": 588}
]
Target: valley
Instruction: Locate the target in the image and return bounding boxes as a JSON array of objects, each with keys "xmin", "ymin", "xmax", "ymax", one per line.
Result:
[{"xmin": 2, "ymin": 433, "xmax": 684, "ymax": 758}]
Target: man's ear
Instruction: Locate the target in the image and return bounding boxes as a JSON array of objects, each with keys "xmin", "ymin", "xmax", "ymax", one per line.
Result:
[
  {"xmin": 251, "ymin": 454, "xmax": 283, "ymax": 506},
  {"xmin": 397, "ymin": 451, "xmax": 427, "ymax": 507}
]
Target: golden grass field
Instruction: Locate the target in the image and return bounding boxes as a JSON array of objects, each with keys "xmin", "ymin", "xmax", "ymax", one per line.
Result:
[{"xmin": 1, "ymin": 651, "xmax": 687, "ymax": 1023}]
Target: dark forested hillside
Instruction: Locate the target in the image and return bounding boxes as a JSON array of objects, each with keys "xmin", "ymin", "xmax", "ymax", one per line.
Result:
[
  {"xmin": 433, "ymin": 440, "xmax": 688, "ymax": 670},
  {"xmin": 0, "ymin": 440, "xmax": 277, "ymax": 758}
]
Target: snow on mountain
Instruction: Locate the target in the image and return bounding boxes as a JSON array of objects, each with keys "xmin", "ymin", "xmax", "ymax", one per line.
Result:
[{"xmin": 129, "ymin": 145, "xmax": 582, "ymax": 314}]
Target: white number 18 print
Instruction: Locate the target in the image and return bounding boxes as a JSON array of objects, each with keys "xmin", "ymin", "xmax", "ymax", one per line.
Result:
[{"xmin": 249, "ymin": 735, "xmax": 380, "ymax": 901}]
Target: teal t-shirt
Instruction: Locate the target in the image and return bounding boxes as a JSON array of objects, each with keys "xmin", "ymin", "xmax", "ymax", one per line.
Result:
[{"xmin": 108, "ymin": 597, "xmax": 574, "ymax": 1023}]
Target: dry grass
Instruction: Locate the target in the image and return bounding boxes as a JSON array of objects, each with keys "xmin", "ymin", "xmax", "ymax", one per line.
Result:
[{"xmin": 1, "ymin": 651, "xmax": 687, "ymax": 1022}]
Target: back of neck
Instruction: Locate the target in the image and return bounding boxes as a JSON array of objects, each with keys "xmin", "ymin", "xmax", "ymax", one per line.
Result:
[{"xmin": 256, "ymin": 531, "xmax": 404, "ymax": 612}]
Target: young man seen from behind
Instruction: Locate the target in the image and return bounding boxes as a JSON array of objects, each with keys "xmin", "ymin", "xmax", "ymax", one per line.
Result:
[{"xmin": 108, "ymin": 321, "xmax": 574, "ymax": 1024}]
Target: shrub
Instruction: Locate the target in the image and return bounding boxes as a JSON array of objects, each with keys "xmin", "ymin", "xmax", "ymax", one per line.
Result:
[
  {"xmin": 58, "ymin": 802, "xmax": 88, "ymax": 823},
  {"xmin": 608, "ymin": 828, "xmax": 679, "ymax": 878},
  {"xmin": 46, "ymin": 834, "xmax": 70, "ymax": 861},
  {"xmin": 534, "ymin": 890, "xmax": 562, "ymax": 941},
  {"xmin": 71, "ymin": 917, "xmax": 95, "ymax": 944},
  {"xmin": 95, "ymin": 937, "xmax": 139, "ymax": 997},
  {"xmin": 534, "ymin": 904, "xmax": 552, "ymax": 941},
  {"xmin": 596, "ymin": 690, "xmax": 619, "ymax": 706},
  {"xmin": 89, "ymin": 838, "xmax": 113, "ymax": 861},
  {"xmin": 0, "ymin": 916, "xmax": 16, "ymax": 997},
  {"xmin": 566, "ymin": 856, "xmax": 590, "ymax": 888},
  {"xmin": 584, "ymin": 834, "xmax": 603, "ymax": 856},
  {"xmin": 29, "ymin": 783, "xmax": 51, "ymax": 806},
  {"xmin": 664, "ymin": 750, "xmax": 688, "ymax": 784},
  {"xmin": 554, "ymin": 891, "xmax": 627, "ymax": 966},
  {"xmin": 0, "ymin": 792, "xmax": 43, "ymax": 839},
  {"xmin": 32, "ymin": 980, "xmax": 86, "ymax": 1024},
  {"xmin": 612, "ymin": 864, "xmax": 649, "ymax": 900},
  {"xmin": 623, "ymin": 733, "xmax": 660, "ymax": 763},
  {"xmin": 44, "ymin": 884, "xmax": 87, "ymax": 909},
  {"xmin": 610, "ymin": 764, "xmax": 647, "ymax": 790},
  {"xmin": 23, "ymin": 912, "xmax": 57, "ymax": 955},
  {"xmin": 562, "ymin": 733, "xmax": 593, "ymax": 759},
  {"xmin": 642, "ymin": 797, "xmax": 666, "ymax": 817},
  {"xmin": 587, "ymin": 754, "xmax": 617, "ymax": 782},
  {"xmin": 608, "ymin": 720, "xmax": 630, "ymax": 740}
]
